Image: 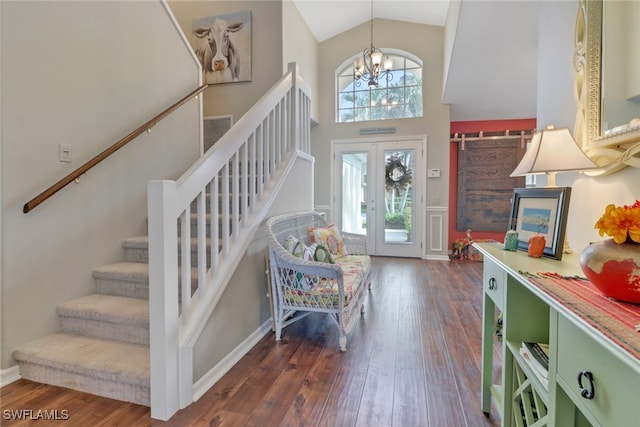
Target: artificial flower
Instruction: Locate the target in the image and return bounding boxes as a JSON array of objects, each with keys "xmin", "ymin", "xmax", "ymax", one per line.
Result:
[{"xmin": 594, "ymin": 200, "xmax": 640, "ymax": 244}]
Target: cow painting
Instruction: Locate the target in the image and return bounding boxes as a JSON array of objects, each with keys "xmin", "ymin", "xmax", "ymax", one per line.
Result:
[{"xmin": 192, "ymin": 11, "xmax": 251, "ymax": 85}]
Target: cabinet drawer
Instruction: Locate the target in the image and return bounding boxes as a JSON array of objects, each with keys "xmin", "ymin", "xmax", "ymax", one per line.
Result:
[
  {"xmin": 483, "ymin": 258, "xmax": 506, "ymax": 311},
  {"xmin": 556, "ymin": 315, "xmax": 640, "ymax": 426}
]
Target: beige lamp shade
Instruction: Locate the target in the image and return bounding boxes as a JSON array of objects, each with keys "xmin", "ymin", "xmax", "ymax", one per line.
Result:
[{"xmin": 510, "ymin": 125, "xmax": 598, "ymax": 186}]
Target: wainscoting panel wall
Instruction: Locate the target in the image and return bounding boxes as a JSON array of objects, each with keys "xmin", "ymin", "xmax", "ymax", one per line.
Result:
[{"xmin": 426, "ymin": 206, "xmax": 448, "ymax": 260}]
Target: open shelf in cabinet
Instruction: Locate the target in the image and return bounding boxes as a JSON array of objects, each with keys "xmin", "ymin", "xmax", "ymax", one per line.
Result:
[
  {"xmin": 507, "ymin": 340, "xmax": 550, "ymax": 426},
  {"xmin": 506, "ymin": 340, "xmax": 549, "ymax": 401}
]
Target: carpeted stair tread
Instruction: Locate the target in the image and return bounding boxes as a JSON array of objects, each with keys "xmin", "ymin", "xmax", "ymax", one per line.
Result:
[
  {"xmin": 121, "ymin": 236, "xmax": 216, "ymax": 265},
  {"xmin": 57, "ymin": 294, "xmax": 148, "ymax": 326},
  {"xmin": 122, "ymin": 235, "xmax": 214, "ymax": 248},
  {"xmin": 13, "ymin": 333, "xmax": 149, "ymax": 386}
]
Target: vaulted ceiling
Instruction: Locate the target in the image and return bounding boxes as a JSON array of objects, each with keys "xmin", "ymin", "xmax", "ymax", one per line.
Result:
[{"xmin": 292, "ymin": 0, "xmax": 539, "ymax": 122}]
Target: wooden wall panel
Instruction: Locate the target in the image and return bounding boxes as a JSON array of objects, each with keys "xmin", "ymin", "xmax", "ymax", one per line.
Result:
[{"xmin": 456, "ymin": 138, "xmax": 526, "ymax": 232}]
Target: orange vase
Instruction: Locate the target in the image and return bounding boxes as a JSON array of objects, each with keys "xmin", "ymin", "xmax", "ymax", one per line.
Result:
[{"xmin": 528, "ymin": 234, "xmax": 546, "ymax": 258}]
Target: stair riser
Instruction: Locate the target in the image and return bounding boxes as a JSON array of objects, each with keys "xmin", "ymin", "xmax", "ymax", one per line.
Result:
[
  {"xmin": 180, "ymin": 217, "xmax": 212, "ymax": 237},
  {"xmin": 95, "ymin": 278, "xmax": 150, "ymax": 300},
  {"xmin": 94, "ymin": 276, "xmax": 198, "ymax": 300},
  {"xmin": 178, "ymin": 216, "xmax": 237, "ymax": 238},
  {"xmin": 123, "ymin": 245, "xmax": 214, "ymax": 265},
  {"xmin": 190, "ymin": 197, "xmax": 250, "ymax": 214},
  {"xmin": 18, "ymin": 362, "xmax": 149, "ymax": 406},
  {"xmin": 58, "ymin": 317, "xmax": 149, "ymax": 346}
]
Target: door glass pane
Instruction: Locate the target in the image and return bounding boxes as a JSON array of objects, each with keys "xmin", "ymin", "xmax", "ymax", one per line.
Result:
[
  {"xmin": 384, "ymin": 149, "xmax": 414, "ymax": 243},
  {"xmin": 341, "ymin": 152, "xmax": 368, "ymax": 235}
]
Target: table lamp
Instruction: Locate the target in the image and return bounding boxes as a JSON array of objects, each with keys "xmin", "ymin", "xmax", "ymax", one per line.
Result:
[{"xmin": 510, "ymin": 125, "xmax": 599, "ymax": 186}]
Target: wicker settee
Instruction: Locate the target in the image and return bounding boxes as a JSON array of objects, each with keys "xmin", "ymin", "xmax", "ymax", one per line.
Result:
[{"xmin": 265, "ymin": 211, "xmax": 371, "ymax": 351}]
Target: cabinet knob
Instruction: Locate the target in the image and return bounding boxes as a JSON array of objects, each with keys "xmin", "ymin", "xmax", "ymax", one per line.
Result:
[
  {"xmin": 577, "ymin": 370, "xmax": 595, "ymax": 400},
  {"xmin": 488, "ymin": 278, "xmax": 497, "ymax": 290}
]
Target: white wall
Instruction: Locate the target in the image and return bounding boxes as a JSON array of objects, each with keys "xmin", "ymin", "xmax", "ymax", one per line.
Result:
[
  {"xmin": 282, "ymin": 0, "xmax": 320, "ymax": 122},
  {"xmin": 625, "ymin": 1, "xmax": 640, "ymax": 101},
  {"xmin": 442, "ymin": 0, "xmax": 461, "ymax": 101},
  {"xmin": 537, "ymin": 1, "xmax": 640, "ymax": 253},
  {"xmin": 0, "ymin": 0, "xmax": 201, "ymax": 369}
]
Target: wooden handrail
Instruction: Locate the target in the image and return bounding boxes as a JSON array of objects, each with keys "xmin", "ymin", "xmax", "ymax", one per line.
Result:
[{"xmin": 23, "ymin": 84, "xmax": 207, "ymax": 213}]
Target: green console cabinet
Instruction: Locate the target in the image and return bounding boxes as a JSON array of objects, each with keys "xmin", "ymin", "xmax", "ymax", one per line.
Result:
[{"xmin": 474, "ymin": 242, "xmax": 640, "ymax": 427}]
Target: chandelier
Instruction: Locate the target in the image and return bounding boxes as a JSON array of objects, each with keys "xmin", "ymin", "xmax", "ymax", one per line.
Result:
[{"xmin": 353, "ymin": 0, "xmax": 393, "ymax": 88}]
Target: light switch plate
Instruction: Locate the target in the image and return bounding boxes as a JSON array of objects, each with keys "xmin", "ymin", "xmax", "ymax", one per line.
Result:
[{"xmin": 59, "ymin": 144, "xmax": 71, "ymax": 162}]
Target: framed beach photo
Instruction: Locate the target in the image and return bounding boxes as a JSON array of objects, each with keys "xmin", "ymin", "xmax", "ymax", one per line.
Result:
[{"xmin": 509, "ymin": 187, "xmax": 572, "ymax": 260}]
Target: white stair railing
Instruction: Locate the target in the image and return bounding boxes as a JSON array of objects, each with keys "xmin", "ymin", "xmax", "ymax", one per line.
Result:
[{"xmin": 147, "ymin": 63, "xmax": 311, "ymax": 421}]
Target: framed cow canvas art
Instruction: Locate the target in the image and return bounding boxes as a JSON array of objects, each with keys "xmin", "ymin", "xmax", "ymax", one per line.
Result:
[{"xmin": 192, "ymin": 11, "xmax": 251, "ymax": 84}]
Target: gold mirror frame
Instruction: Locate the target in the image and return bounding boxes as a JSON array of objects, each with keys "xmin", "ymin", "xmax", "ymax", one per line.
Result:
[{"xmin": 575, "ymin": 0, "xmax": 640, "ymax": 175}]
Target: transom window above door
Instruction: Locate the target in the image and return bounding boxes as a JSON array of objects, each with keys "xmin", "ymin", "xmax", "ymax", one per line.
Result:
[{"xmin": 336, "ymin": 50, "xmax": 423, "ymax": 123}]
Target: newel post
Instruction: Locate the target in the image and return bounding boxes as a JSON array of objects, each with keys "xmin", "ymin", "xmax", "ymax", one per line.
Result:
[{"xmin": 147, "ymin": 180, "xmax": 180, "ymax": 421}]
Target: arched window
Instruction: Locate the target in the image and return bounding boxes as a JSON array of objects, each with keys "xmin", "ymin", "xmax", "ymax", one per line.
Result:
[{"xmin": 336, "ymin": 50, "xmax": 423, "ymax": 123}]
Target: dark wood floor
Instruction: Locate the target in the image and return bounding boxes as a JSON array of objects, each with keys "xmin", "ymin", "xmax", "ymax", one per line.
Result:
[{"xmin": 1, "ymin": 257, "xmax": 501, "ymax": 426}]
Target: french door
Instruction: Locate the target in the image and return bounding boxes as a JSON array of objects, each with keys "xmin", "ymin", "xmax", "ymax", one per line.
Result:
[{"xmin": 332, "ymin": 137, "xmax": 425, "ymax": 257}]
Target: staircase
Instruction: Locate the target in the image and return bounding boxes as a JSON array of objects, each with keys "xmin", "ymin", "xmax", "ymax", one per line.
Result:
[
  {"xmin": 13, "ymin": 238, "xmax": 156, "ymax": 405},
  {"xmin": 12, "ymin": 217, "xmax": 205, "ymax": 406},
  {"xmin": 11, "ymin": 63, "xmax": 312, "ymax": 420}
]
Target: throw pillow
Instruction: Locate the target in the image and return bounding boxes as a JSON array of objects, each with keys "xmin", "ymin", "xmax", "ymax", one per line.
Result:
[
  {"xmin": 283, "ymin": 234, "xmax": 306, "ymax": 258},
  {"xmin": 302, "ymin": 244, "xmax": 316, "ymax": 261},
  {"xmin": 308, "ymin": 224, "xmax": 348, "ymax": 256},
  {"xmin": 313, "ymin": 244, "xmax": 335, "ymax": 264}
]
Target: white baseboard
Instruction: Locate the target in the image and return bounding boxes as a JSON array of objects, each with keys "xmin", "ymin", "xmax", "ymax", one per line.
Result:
[
  {"xmin": 192, "ymin": 319, "xmax": 272, "ymax": 401},
  {"xmin": 1, "ymin": 365, "xmax": 21, "ymax": 387},
  {"xmin": 425, "ymin": 254, "xmax": 450, "ymax": 261}
]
